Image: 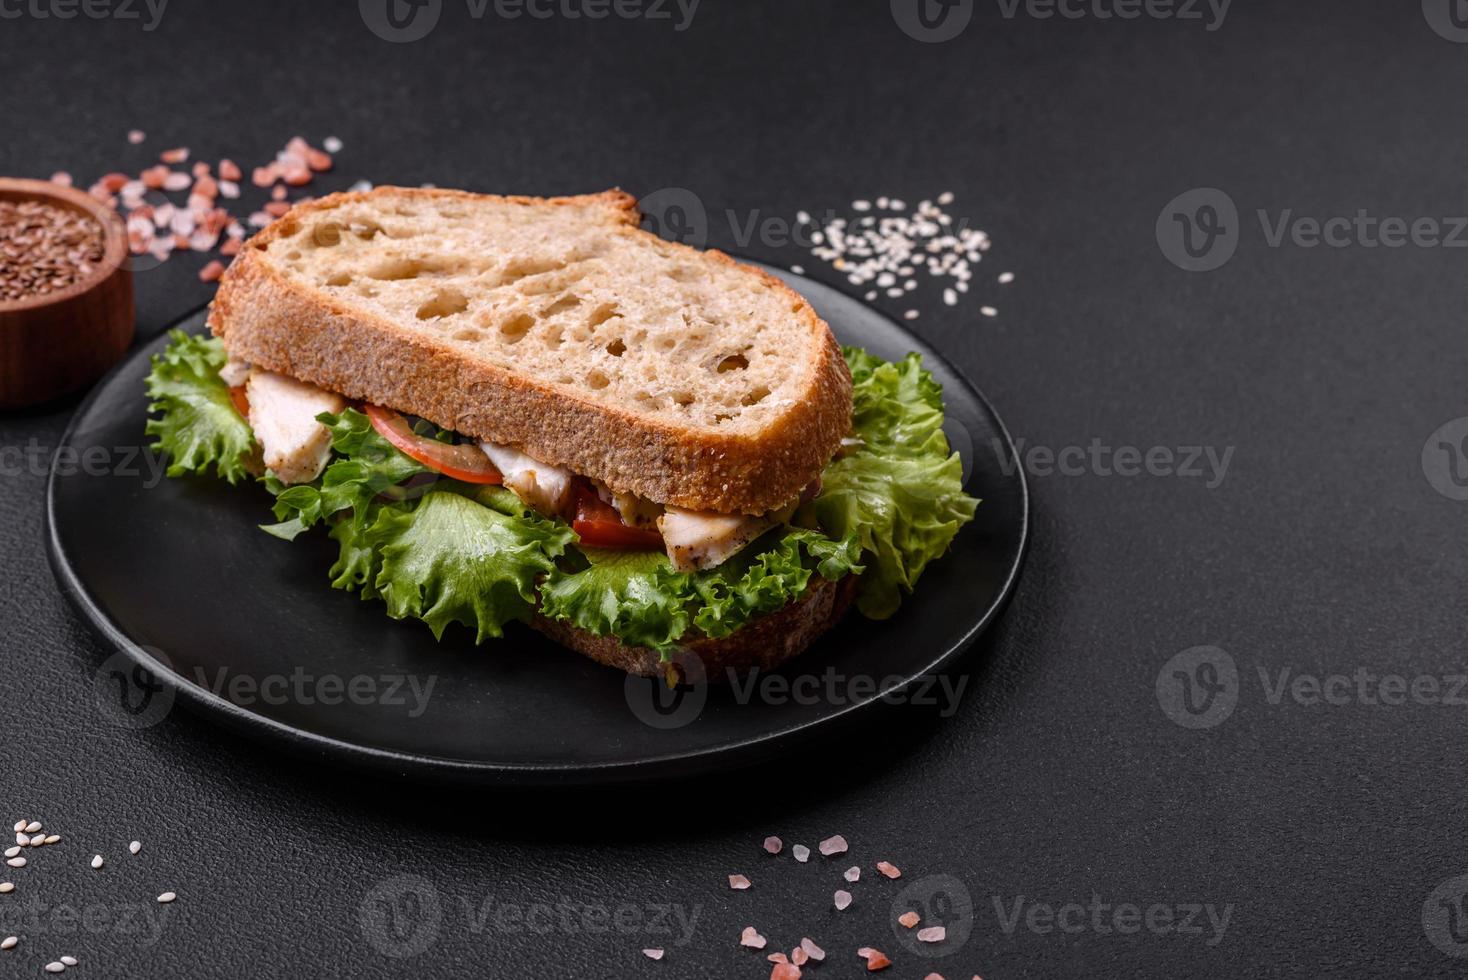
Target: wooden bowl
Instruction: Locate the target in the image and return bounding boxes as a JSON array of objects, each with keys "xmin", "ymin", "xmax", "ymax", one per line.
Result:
[{"xmin": 0, "ymin": 177, "xmax": 134, "ymax": 409}]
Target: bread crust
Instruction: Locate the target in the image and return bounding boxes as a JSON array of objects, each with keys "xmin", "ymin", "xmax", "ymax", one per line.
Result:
[
  {"xmin": 530, "ymin": 574, "xmax": 857, "ymax": 680},
  {"xmin": 208, "ymin": 188, "xmax": 852, "ymax": 515}
]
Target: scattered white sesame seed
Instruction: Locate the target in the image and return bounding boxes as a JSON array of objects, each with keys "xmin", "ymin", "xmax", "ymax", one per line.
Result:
[
  {"xmin": 844, "ymin": 866, "xmax": 860, "ymax": 882},
  {"xmin": 91, "ymin": 856, "xmax": 104, "ymax": 870},
  {"xmin": 852, "ymin": 200, "xmax": 871, "ymax": 212},
  {"xmin": 0, "ymin": 936, "xmax": 13, "ymax": 949},
  {"xmin": 9, "ymin": 823, "xmax": 22, "ymax": 834},
  {"xmin": 818, "ymin": 835, "xmax": 848, "ymax": 857},
  {"xmin": 60, "ymin": 957, "xmax": 77, "ymax": 966},
  {"xmin": 796, "ymin": 210, "xmax": 811, "ymax": 225},
  {"xmin": 44, "ymin": 962, "xmax": 64, "ymax": 973},
  {"xmin": 323, "ymin": 136, "xmax": 343, "ymax": 153},
  {"xmin": 938, "ymin": 191, "xmax": 955, "ymax": 205},
  {"xmin": 790, "ymin": 265, "xmax": 804, "ymax": 275},
  {"xmin": 157, "ymin": 892, "xmax": 176, "ymax": 904},
  {"xmin": 3, "ymin": 849, "xmax": 16, "ymax": 859},
  {"xmin": 980, "ymin": 306, "xmax": 998, "ymax": 317},
  {"xmin": 43, "ymin": 836, "xmax": 59, "ymax": 846},
  {"xmin": 642, "ymin": 948, "xmax": 664, "ymax": 961},
  {"xmin": 904, "ymin": 310, "xmax": 920, "ymax": 321},
  {"xmin": 998, "ymin": 271, "xmax": 1015, "ymax": 284},
  {"xmin": 864, "ymin": 290, "xmax": 877, "ymax": 301},
  {"xmin": 834, "ymin": 890, "xmax": 852, "ymax": 910},
  {"xmin": 943, "ymin": 289, "xmax": 958, "ymax": 306},
  {"xmin": 14, "ymin": 835, "xmax": 28, "ymax": 847},
  {"xmin": 792, "ymin": 844, "xmax": 810, "ymax": 863},
  {"xmin": 349, "ymin": 180, "xmax": 373, "ymax": 193},
  {"xmin": 5, "ymin": 858, "xmax": 24, "ymax": 869},
  {"xmin": 0, "ymin": 883, "xmax": 13, "ymax": 894},
  {"xmin": 129, "ymin": 841, "xmax": 141, "ymax": 855}
]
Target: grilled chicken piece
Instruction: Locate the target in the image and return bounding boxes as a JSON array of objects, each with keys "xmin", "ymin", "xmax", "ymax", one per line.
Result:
[
  {"xmin": 218, "ymin": 355, "xmax": 251, "ymax": 388},
  {"xmin": 657, "ymin": 507, "xmax": 776, "ymax": 572},
  {"xmin": 596, "ymin": 484, "xmax": 663, "ymax": 529},
  {"xmin": 478, "ymin": 442, "xmax": 577, "ymax": 518},
  {"xmin": 245, "ymin": 370, "xmax": 346, "ymax": 484}
]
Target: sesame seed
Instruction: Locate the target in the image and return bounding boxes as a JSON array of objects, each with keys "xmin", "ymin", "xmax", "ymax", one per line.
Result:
[
  {"xmin": 852, "ymin": 200, "xmax": 871, "ymax": 212},
  {"xmin": 157, "ymin": 892, "xmax": 176, "ymax": 904},
  {"xmin": 323, "ymin": 136, "xmax": 344, "ymax": 153},
  {"xmin": 998, "ymin": 271, "xmax": 1015, "ymax": 284},
  {"xmin": 44, "ymin": 962, "xmax": 64, "ymax": 973},
  {"xmin": 91, "ymin": 856, "xmax": 104, "ymax": 870},
  {"xmin": 641, "ymin": 948, "xmax": 664, "ymax": 960},
  {"xmin": 5, "ymin": 858, "xmax": 24, "ymax": 869},
  {"xmin": 129, "ymin": 841, "xmax": 141, "ymax": 855},
  {"xmin": 0, "ymin": 936, "xmax": 14, "ymax": 949},
  {"xmin": 2, "ymin": 849, "xmax": 16, "ymax": 859},
  {"xmin": 14, "ymin": 835, "xmax": 27, "ymax": 847},
  {"xmin": 127, "ymin": 129, "xmax": 146, "ymax": 144},
  {"xmin": 0, "ymin": 883, "xmax": 13, "ymax": 894},
  {"xmin": 938, "ymin": 191, "xmax": 955, "ymax": 205},
  {"xmin": 904, "ymin": 310, "xmax": 920, "ymax": 321},
  {"xmin": 790, "ymin": 265, "xmax": 804, "ymax": 275},
  {"xmin": 60, "ymin": 957, "xmax": 77, "ymax": 966},
  {"xmin": 21, "ymin": 822, "xmax": 39, "ymax": 835},
  {"xmin": 9, "ymin": 823, "xmax": 21, "ymax": 834},
  {"xmin": 44, "ymin": 836, "xmax": 59, "ymax": 845},
  {"xmin": 980, "ymin": 306, "xmax": 998, "ymax": 318},
  {"xmin": 943, "ymin": 289, "xmax": 958, "ymax": 306},
  {"xmin": 865, "ymin": 290, "xmax": 877, "ymax": 301}
]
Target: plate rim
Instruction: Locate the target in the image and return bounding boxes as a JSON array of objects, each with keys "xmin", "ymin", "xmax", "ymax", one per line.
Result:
[{"xmin": 45, "ymin": 275, "xmax": 1030, "ymax": 786}]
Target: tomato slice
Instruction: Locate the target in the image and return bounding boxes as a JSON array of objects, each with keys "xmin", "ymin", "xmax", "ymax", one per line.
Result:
[
  {"xmin": 364, "ymin": 404, "xmax": 504, "ymax": 485},
  {"xmin": 228, "ymin": 384, "xmax": 250, "ymax": 419},
  {"xmin": 573, "ymin": 486, "xmax": 664, "ymax": 551}
]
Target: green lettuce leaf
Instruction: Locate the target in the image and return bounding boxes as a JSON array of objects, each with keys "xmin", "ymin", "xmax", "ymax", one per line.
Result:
[
  {"xmin": 144, "ymin": 331, "xmax": 255, "ymax": 484},
  {"xmin": 363, "ymin": 489, "xmax": 576, "ymax": 642},
  {"xmin": 807, "ymin": 348, "xmax": 980, "ymax": 618},
  {"xmin": 540, "ymin": 527, "xmax": 862, "ymax": 656},
  {"xmin": 262, "ymin": 409, "xmax": 429, "ymax": 540}
]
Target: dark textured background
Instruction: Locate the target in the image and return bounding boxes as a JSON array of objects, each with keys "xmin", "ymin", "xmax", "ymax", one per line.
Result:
[{"xmin": 4, "ymin": 0, "xmax": 1468, "ymax": 976}]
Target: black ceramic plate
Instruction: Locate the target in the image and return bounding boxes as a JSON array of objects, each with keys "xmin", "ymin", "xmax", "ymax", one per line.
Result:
[{"xmin": 46, "ymin": 265, "xmax": 1028, "ymax": 786}]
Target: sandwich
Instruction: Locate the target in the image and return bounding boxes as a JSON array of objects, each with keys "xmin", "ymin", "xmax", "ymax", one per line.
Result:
[{"xmin": 144, "ymin": 188, "xmax": 978, "ymax": 678}]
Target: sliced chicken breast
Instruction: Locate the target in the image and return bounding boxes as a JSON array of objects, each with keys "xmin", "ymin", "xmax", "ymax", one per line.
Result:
[
  {"xmin": 245, "ymin": 370, "xmax": 347, "ymax": 484},
  {"xmin": 479, "ymin": 442, "xmax": 577, "ymax": 518},
  {"xmin": 657, "ymin": 507, "xmax": 775, "ymax": 572}
]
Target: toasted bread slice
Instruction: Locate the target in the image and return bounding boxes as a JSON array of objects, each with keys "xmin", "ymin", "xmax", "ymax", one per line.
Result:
[
  {"xmin": 532, "ymin": 575, "xmax": 857, "ymax": 680},
  {"xmin": 208, "ymin": 188, "xmax": 852, "ymax": 514}
]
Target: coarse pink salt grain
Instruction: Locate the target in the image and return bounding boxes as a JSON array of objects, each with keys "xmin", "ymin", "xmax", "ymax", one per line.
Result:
[
  {"xmin": 876, "ymin": 861, "xmax": 902, "ymax": 879},
  {"xmin": 858, "ymin": 947, "xmax": 892, "ymax": 971},
  {"xmin": 799, "ymin": 938, "xmax": 825, "ymax": 961},
  {"xmin": 791, "ymin": 946, "xmax": 808, "ymax": 966},
  {"xmin": 740, "ymin": 926, "xmax": 767, "ymax": 950},
  {"xmin": 641, "ymin": 948, "xmax": 663, "ymax": 960},
  {"xmin": 898, "ymin": 911, "xmax": 920, "ymax": 928},
  {"xmin": 834, "ymin": 890, "xmax": 852, "ymax": 910},
  {"xmin": 792, "ymin": 845, "xmax": 810, "ymax": 863},
  {"xmin": 728, "ymin": 874, "xmax": 751, "ymax": 890},
  {"xmin": 763, "ymin": 836, "xmax": 782, "ymax": 855},
  {"xmin": 766, "ymin": 952, "xmax": 788, "ymax": 963},
  {"xmin": 770, "ymin": 963, "xmax": 801, "ymax": 980},
  {"xmin": 49, "ymin": 172, "xmax": 72, "ymax": 187},
  {"xmin": 127, "ymin": 129, "xmax": 146, "ymax": 144},
  {"xmin": 160, "ymin": 148, "xmax": 189, "ymax": 164},
  {"xmin": 917, "ymin": 926, "xmax": 946, "ymax": 943},
  {"xmin": 198, "ymin": 260, "xmax": 226, "ymax": 283},
  {"xmin": 844, "ymin": 866, "xmax": 861, "ymax": 882},
  {"xmin": 819, "ymin": 835, "xmax": 848, "ymax": 856}
]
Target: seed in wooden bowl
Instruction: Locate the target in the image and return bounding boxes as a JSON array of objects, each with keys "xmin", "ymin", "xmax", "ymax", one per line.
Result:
[{"xmin": 0, "ymin": 200, "xmax": 106, "ymax": 304}]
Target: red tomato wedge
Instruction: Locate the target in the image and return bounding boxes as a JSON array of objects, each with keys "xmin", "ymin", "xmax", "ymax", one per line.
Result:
[
  {"xmin": 228, "ymin": 384, "xmax": 250, "ymax": 419},
  {"xmin": 364, "ymin": 404, "xmax": 504, "ymax": 485},
  {"xmin": 573, "ymin": 486, "xmax": 664, "ymax": 551}
]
